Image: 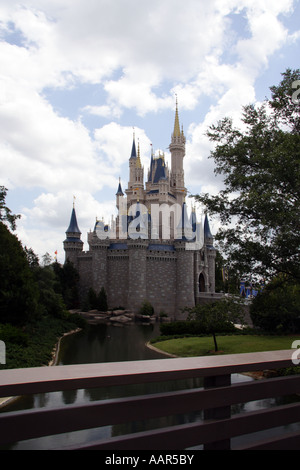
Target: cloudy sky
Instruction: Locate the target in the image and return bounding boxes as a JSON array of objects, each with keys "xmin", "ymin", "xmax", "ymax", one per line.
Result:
[{"xmin": 1, "ymin": 0, "xmax": 299, "ymax": 262}]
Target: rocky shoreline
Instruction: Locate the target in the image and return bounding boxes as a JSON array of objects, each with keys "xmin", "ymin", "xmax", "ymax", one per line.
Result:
[{"xmin": 71, "ymin": 308, "xmax": 160, "ymax": 325}]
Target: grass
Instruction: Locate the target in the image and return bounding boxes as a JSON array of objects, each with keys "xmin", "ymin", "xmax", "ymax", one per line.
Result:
[{"xmin": 152, "ymin": 334, "xmax": 300, "ymax": 357}]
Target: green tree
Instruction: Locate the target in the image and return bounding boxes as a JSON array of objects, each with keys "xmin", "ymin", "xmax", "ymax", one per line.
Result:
[
  {"xmin": 42, "ymin": 252, "xmax": 52, "ymax": 266},
  {"xmin": 0, "ymin": 186, "xmax": 20, "ymax": 231},
  {"xmin": 185, "ymin": 298, "xmax": 244, "ymax": 352},
  {"xmin": 0, "ymin": 222, "xmax": 39, "ymax": 325},
  {"xmin": 87, "ymin": 287, "xmax": 98, "ymax": 310},
  {"xmin": 32, "ymin": 265, "xmax": 67, "ymax": 318},
  {"xmin": 215, "ymin": 251, "xmax": 240, "ymax": 294},
  {"xmin": 194, "ymin": 69, "xmax": 300, "ymax": 284},
  {"xmin": 52, "ymin": 260, "xmax": 80, "ymax": 309},
  {"xmin": 139, "ymin": 300, "xmax": 154, "ymax": 316},
  {"xmin": 24, "ymin": 246, "xmax": 39, "ymax": 268},
  {"xmin": 250, "ymin": 278, "xmax": 300, "ymax": 333}
]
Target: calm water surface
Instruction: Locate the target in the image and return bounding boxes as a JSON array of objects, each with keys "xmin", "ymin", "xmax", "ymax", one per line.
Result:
[
  {"xmin": 3, "ymin": 322, "xmax": 204, "ymax": 449},
  {"xmin": 2, "ymin": 322, "xmax": 300, "ymax": 449}
]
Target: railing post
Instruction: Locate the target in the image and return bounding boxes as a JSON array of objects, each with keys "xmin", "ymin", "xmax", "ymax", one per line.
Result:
[{"xmin": 203, "ymin": 374, "xmax": 231, "ymax": 450}]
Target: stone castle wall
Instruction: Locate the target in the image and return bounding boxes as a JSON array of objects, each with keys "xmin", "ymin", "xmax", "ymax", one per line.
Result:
[
  {"xmin": 75, "ymin": 241, "xmax": 201, "ymax": 319},
  {"xmin": 107, "ymin": 254, "xmax": 129, "ymax": 309},
  {"xmin": 146, "ymin": 254, "xmax": 177, "ymax": 317}
]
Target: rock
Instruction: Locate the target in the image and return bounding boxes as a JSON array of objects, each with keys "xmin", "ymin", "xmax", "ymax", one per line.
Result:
[
  {"xmin": 124, "ymin": 312, "xmax": 135, "ymax": 318},
  {"xmin": 112, "ymin": 309, "xmax": 126, "ymax": 316},
  {"xmin": 135, "ymin": 314, "xmax": 151, "ymax": 322},
  {"xmin": 110, "ymin": 315, "xmax": 132, "ymax": 324}
]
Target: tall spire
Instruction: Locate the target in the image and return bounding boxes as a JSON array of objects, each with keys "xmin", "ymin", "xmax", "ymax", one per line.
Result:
[
  {"xmin": 173, "ymin": 95, "xmax": 181, "ymax": 138},
  {"xmin": 64, "ymin": 202, "xmax": 83, "ymax": 262},
  {"xmin": 170, "ymin": 95, "xmax": 186, "ymax": 203},
  {"xmin": 66, "ymin": 206, "xmax": 81, "ymax": 235},
  {"xmin": 204, "ymin": 213, "xmax": 213, "ymax": 243},
  {"xmin": 130, "ymin": 130, "xmax": 137, "ymax": 159},
  {"xmin": 116, "ymin": 177, "xmax": 124, "ymax": 196},
  {"xmin": 136, "ymin": 139, "xmax": 142, "ymax": 168}
]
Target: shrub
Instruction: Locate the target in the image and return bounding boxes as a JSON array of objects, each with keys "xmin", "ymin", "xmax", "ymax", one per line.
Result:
[
  {"xmin": 250, "ymin": 280, "xmax": 300, "ymax": 333},
  {"xmin": 160, "ymin": 320, "xmax": 236, "ymax": 337},
  {"xmin": 139, "ymin": 300, "xmax": 154, "ymax": 316},
  {"xmin": 0, "ymin": 324, "xmax": 29, "ymax": 347}
]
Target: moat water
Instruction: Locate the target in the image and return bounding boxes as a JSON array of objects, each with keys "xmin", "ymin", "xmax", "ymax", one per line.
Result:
[{"xmin": 2, "ymin": 322, "xmax": 300, "ymax": 450}]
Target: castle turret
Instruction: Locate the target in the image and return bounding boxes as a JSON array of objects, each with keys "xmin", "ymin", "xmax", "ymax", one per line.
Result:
[
  {"xmin": 116, "ymin": 178, "xmax": 127, "ymax": 239},
  {"xmin": 116, "ymin": 177, "xmax": 124, "ymax": 198},
  {"xmin": 175, "ymin": 200, "xmax": 194, "ymax": 241},
  {"xmin": 169, "ymin": 98, "xmax": 186, "ymax": 206},
  {"xmin": 127, "ymin": 133, "xmax": 144, "ymax": 205},
  {"xmin": 204, "ymin": 213, "xmax": 216, "ymax": 292},
  {"xmin": 128, "ymin": 199, "xmax": 148, "ymax": 240},
  {"xmin": 63, "ymin": 202, "xmax": 83, "ymax": 265},
  {"xmin": 174, "ymin": 239, "xmax": 195, "ymax": 317},
  {"xmin": 127, "ymin": 238, "xmax": 148, "ymax": 313},
  {"xmin": 204, "ymin": 213, "xmax": 214, "ymax": 246}
]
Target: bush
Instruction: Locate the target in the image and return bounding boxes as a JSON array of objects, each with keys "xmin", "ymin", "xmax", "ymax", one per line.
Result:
[
  {"xmin": 0, "ymin": 222, "xmax": 39, "ymax": 325},
  {"xmin": 160, "ymin": 320, "xmax": 236, "ymax": 336},
  {"xmin": 84, "ymin": 287, "xmax": 108, "ymax": 311},
  {"xmin": 0, "ymin": 324, "xmax": 29, "ymax": 347},
  {"xmin": 139, "ymin": 300, "xmax": 154, "ymax": 316},
  {"xmin": 87, "ymin": 287, "xmax": 98, "ymax": 309},
  {"xmin": 250, "ymin": 280, "xmax": 300, "ymax": 333}
]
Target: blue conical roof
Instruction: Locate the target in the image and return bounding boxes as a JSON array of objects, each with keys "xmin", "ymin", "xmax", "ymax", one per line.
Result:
[
  {"xmin": 130, "ymin": 135, "xmax": 137, "ymax": 159},
  {"xmin": 116, "ymin": 179, "xmax": 124, "ymax": 196},
  {"xmin": 153, "ymin": 157, "xmax": 167, "ymax": 183},
  {"xmin": 204, "ymin": 213, "xmax": 213, "ymax": 239},
  {"xmin": 66, "ymin": 207, "xmax": 81, "ymax": 234},
  {"xmin": 148, "ymin": 154, "xmax": 154, "ymax": 182},
  {"xmin": 190, "ymin": 208, "xmax": 197, "ymax": 233}
]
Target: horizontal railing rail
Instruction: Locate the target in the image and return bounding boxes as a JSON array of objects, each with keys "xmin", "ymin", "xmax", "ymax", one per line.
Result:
[{"xmin": 0, "ymin": 349, "xmax": 299, "ymax": 450}]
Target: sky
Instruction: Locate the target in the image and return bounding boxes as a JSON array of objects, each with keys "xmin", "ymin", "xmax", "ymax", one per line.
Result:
[{"xmin": 0, "ymin": 0, "xmax": 299, "ymax": 263}]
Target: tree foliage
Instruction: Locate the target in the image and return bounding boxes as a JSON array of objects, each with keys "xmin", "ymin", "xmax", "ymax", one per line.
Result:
[
  {"xmin": 0, "ymin": 222, "xmax": 39, "ymax": 325},
  {"xmin": 194, "ymin": 69, "xmax": 300, "ymax": 283},
  {"xmin": 0, "ymin": 186, "xmax": 20, "ymax": 231},
  {"xmin": 250, "ymin": 278, "xmax": 300, "ymax": 333},
  {"xmin": 0, "ymin": 189, "xmax": 81, "ymax": 325},
  {"xmin": 185, "ymin": 298, "xmax": 244, "ymax": 351},
  {"xmin": 139, "ymin": 300, "xmax": 154, "ymax": 316},
  {"xmin": 84, "ymin": 286, "xmax": 108, "ymax": 311},
  {"xmin": 53, "ymin": 260, "xmax": 80, "ymax": 309}
]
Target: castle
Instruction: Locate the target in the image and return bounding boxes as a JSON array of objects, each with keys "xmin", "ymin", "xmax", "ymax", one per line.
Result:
[{"xmin": 63, "ymin": 102, "xmax": 217, "ymax": 319}]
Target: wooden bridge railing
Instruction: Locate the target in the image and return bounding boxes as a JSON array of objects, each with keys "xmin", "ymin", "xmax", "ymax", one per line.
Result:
[{"xmin": 0, "ymin": 349, "xmax": 300, "ymax": 450}]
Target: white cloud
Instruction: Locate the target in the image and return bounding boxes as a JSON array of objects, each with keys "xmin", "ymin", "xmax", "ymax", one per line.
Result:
[
  {"xmin": 94, "ymin": 123, "xmax": 152, "ymax": 171},
  {"xmin": 0, "ymin": 0, "xmax": 299, "ymax": 260},
  {"xmin": 16, "ymin": 189, "xmax": 117, "ymax": 261}
]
